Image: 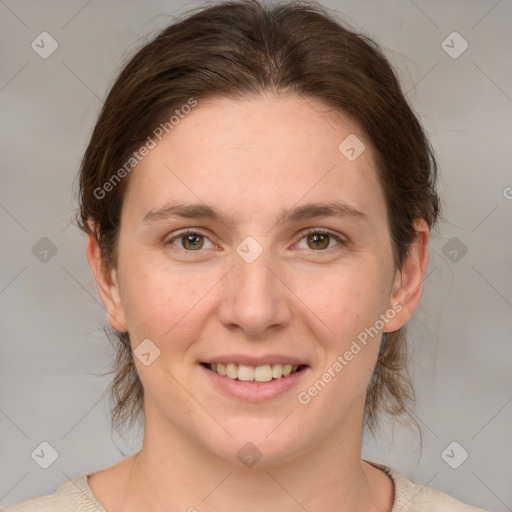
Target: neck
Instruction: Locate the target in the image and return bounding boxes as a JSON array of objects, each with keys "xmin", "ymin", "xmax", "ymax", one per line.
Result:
[{"xmin": 117, "ymin": 410, "xmax": 391, "ymax": 512}]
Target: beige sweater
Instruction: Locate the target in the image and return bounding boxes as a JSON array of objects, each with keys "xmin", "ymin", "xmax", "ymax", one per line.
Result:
[{"xmin": 1, "ymin": 460, "xmax": 489, "ymax": 511}]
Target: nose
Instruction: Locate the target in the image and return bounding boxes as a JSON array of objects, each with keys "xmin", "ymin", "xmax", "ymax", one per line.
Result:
[{"xmin": 216, "ymin": 248, "xmax": 292, "ymax": 338}]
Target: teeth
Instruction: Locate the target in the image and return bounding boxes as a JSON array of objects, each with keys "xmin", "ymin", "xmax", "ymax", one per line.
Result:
[
  {"xmin": 283, "ymin": 364, "xmax": 293, "ymax": 376},
  {"xmin": 254, "ymin": 365, "xmax": 272, "ymax": 382},
  {"xmin": 207, "ymin": 362, "xmax": 303, "ymax": 382},
  {"xmin": 272, "ymin": 364, "xmax": 283, "ymax": 379},
  {"xmin": 238, "ymin": 364, "xmax": 255, "ymax": 381},
  {"xmin": 226, "ymin": 363, "xmax": 238, "ymax": 379}
]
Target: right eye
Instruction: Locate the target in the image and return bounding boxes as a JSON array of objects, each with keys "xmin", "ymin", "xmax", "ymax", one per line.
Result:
[{"xmin": 165, "ymin": 229, "xmax": 216, "ymax": 252}]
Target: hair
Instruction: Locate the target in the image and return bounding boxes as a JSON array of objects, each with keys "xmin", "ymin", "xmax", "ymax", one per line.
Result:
[{"xmin": 75, "ymin": 0, "xmax": 440, "ymax": 439}]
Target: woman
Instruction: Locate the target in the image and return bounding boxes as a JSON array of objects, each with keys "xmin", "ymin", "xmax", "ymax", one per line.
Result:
[{"xmin": 3, "ymin": 1, "xmax": 488, "ymax": 511}]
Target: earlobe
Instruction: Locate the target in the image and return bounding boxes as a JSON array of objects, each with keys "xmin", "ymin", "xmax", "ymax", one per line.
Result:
[
  {"xmin": 383, "ymin": 220, "xmax": 430, "ymax": 332},
  {"xmin": 85, "ymin": 226, "xmax": 128, "ymax": 332}
]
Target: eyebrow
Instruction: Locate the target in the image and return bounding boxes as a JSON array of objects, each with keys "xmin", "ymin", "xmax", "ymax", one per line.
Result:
[{"xmin": 142, "ymin": 200, "xmax": 368, "ymax": 226}]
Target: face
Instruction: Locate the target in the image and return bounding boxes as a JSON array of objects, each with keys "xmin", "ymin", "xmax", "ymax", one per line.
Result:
[{"xmin": 88, "ymin": 94, "xmax": 427, "ymax": 466}]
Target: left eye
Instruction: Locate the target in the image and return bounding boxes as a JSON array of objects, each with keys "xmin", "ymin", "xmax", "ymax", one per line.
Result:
[{"xmin": 295, "ymin": 229, "xmax": 344, "ymax": 251}]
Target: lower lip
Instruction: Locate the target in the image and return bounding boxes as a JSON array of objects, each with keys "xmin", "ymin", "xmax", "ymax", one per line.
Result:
[{"xmin": 199, "ymin": 364, "xmax": 310, "ymax": 402}]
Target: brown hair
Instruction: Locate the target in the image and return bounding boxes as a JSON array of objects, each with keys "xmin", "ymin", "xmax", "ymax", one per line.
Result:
[{"xmin": 76, "ymin": 0, "xmax": 440, "ymax": 438}]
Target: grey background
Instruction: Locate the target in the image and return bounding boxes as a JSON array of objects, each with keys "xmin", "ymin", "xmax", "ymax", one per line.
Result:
[{"xmin": 1, "ymin": 0, "xmax": 511, "ymax": 510}]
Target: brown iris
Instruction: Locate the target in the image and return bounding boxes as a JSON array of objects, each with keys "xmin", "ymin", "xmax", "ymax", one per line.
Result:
[
  {"xmin": 306, "ymin": 232, "xmax": 330, "ymax": 250},
  {"xmin": 181, "ymin": 233, "xmax": 204, "ymax": 250}
]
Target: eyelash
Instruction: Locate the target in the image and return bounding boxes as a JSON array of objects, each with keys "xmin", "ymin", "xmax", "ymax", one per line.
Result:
[{"xmin": 165, "ymin": 227, "xmax": 346, "ymax": 255}]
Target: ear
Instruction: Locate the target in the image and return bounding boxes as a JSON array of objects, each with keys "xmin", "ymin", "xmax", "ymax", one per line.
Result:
[
  {"xmin": 85, "ymin": 223, "xmax": 127, "ymax": 332},
  {"xmin": 383, "ymin": 219, "xmax": 430, "ymax": 332}
]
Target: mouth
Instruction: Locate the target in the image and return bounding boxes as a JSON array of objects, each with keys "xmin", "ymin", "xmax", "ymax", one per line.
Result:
[{"xmin": 200, "ymin": 362, "xmax": 308, "ymax": 382}]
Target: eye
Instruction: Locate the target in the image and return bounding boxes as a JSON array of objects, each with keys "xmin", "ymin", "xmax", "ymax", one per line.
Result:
[
  {"xmin": 295, "ymin": 228, "xmax": 345, "ymax": 251},
  {"xmin": 165, "ymin": 228, "xmax": 345, "ymax": 254},
  {"xmin": 165, "ymin": 229, "xmax": 216, "ymax": 252}
]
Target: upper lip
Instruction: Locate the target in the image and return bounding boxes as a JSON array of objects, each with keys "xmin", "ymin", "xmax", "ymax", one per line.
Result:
[{"xmin": 201, "ymin": 355, "xmax": 309, "ymax": 366}]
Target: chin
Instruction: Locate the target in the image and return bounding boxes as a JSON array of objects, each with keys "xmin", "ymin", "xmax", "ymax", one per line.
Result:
[{"xmin": 200, "ymin": 417, "xmax": 311, "ymax": 468}]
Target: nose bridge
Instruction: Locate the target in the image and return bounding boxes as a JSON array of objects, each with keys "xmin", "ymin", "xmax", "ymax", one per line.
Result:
[{"xmin": 217, "ymin": 238, "xmax": 291, "ymax": 335}]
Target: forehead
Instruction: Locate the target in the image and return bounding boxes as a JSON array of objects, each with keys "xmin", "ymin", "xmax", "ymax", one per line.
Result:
[
  {"xmin": 159, "ymin": 93, "xmax": 370, "ymax": 164},
  {"xmin": 122, "ymin": 94, "xmax": 386, "ymax": 225}
]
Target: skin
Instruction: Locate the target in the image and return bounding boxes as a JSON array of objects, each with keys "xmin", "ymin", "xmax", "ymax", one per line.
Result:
[{"xmin": 86, "ymin": 93, "xmax": 429, "ymax": 512}]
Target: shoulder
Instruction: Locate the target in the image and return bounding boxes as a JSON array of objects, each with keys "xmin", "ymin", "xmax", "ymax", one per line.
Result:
[
  {"xmin": 2, "ymin": 465, "xmax": 490, "ymax": 512},
  {"xmin": 364, "ymin": 460, "xmax": 489, "ymax": 512},
  {"xmin": 1, "ymin": 475, "xmax": 105, "ymax": 512}
]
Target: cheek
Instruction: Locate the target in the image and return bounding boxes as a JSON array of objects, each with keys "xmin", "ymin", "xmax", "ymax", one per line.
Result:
[
  {"xmin": 119, "ymin": 260, "xmax": 219, "ymax": 345},
  {"xmin": 293, "ymin": 275, "xmax": 387, "ymax": 427},
  {"xmin": 289, "ymin": 260, "xmax": 392, "ymax": 340},
  {"xmin": 289, "ymin": 261, "xmax": 391, "ymax": 395},
  {"xmin": 120, "ymin": 240, "xmax": 393, "ymax": 354}
]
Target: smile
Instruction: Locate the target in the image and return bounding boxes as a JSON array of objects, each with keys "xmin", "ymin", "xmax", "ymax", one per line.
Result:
[
  {"xmin": 201, "ymin": 362, "xmax": 306, "ymax": 382},
  {"xmin": 200, "ymin": 361, "xmax": 310, "ymax": 401}
]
